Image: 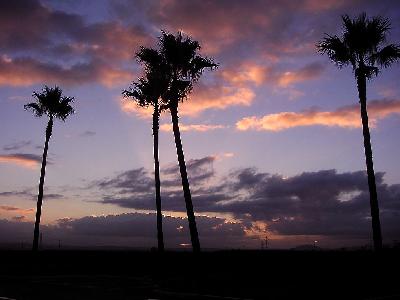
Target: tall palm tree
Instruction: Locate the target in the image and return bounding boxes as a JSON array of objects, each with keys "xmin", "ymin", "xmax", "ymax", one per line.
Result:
[
  {"xmin": 25, "ymin": 86, "xmax": 74, "ymax": 251},
  {"xmin": 159, "ymin": 31, "xmax": 217, "ymax": 252},
  {"xmin": 122, "ymin": 47, "xmax": 169, "ymax": 252},
  {"xmin": 317, "ymin": 13, "xmax": 400, "ymax": 251}
]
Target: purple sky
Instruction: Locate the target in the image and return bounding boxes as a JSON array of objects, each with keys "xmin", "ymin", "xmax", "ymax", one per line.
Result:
[{"xmin": 0, "ymin": 0, "xmax": 400, "ymax": 249}]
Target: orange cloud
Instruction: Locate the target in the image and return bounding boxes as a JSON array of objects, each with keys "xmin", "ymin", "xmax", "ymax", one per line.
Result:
[
  {"xmin": 276, "ymin": 62, "xmax": 325, "ymax": 87},
  {"xmin": 120, "ymin": 100, "xmax": 153, "ymax": 119},
  {"xmin": 0, "ymin": 205, "xmax": 34, "ymax": 215},
  {"xmin": 160, "ymin": 123, "xmax": 227, "ymax": 132},
  {"xmin": 120, "ymin": 83, "xmax": 255, "ymax": 117},
  {"xmin": 0, "ymin": 153, "xmax": 41, "ymax": 169},
  {"xmin": 220, "ymin": 63, "xmax": 268, "ymax": 86},
  {"xmin": 181, "ymin": 85, "xmax": 255, "ymax": 116},
  {"xmin": 220, "ymin": 61, "xmax": 324, "ymax": 88},
  {"xmin": 236, "ymin": 99, "xmax": 400, "ymax": 131}
]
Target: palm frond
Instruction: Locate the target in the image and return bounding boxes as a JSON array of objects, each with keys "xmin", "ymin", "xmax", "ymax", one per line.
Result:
[
  {"xmin": 136, "ymin": 47, "xmax": 163, "ymax": 70},
  {"xmin": 317, "ymin": 35, "xmax": 353, "ymax": 68},
  {"xmin": 24, "ymin": 102, "xmax": 44, "ymax": 117},
  {"xmin": 366, "ymin": 16, "xmax": 390, "ymax": 48},
  {"xmin": 369, "ymin": 44, "xmax": 400, "ymax": 68},
  {"xmin": 55, "ymin": 96, "xmax": 75, "ymax": 121}
]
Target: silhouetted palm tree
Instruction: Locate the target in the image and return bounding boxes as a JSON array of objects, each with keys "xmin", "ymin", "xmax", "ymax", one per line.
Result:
[
  {"xmin": 123, "ymin": 47, "xmax": 169, "ymax": 252},
  {"xmin": 25, "ymin": 86, "xmax": 74, "ymax": 251},
  {"xmin": 318, "ymin": 13, "xmax": 400, "ymax": 251},
  {"xmin": 159, "ymin": 31, "xmax": 217, "ymax": 252}
]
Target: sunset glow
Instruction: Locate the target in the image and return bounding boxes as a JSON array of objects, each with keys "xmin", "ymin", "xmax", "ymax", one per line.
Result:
[{"xmin": 0, "ymin": 0, "xmax": 400, "ymax": 250}]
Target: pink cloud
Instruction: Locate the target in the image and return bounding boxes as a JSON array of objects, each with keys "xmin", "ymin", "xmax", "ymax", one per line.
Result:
[
  {"xmin": 0, "ymin": 205, "xmax": 34, "ymax": 215},
  {"xmin": 0, "ymin": 153, "xmax": 41, "ymax": 169},
  {"xmin": 236, "ymin": 99, "xmax": 400, "ymax": 131}
]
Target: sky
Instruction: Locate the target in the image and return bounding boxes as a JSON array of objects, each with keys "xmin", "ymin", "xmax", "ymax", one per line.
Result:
[{"xmin": 0, "ymin": 0, "xmax": 400, "ymax": 250}]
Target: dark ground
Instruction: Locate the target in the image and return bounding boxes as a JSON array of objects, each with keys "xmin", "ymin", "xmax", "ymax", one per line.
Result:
[{"xmin": 0, "ymin": 249, "xmax": 399, "ymax": 300}]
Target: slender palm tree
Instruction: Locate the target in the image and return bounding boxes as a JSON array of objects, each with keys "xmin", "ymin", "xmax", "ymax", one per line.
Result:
[
  {"xmin": 159, "ymin": 31, "xmax": 218, "ymax": 252},
  {"xmin": 122, "ymin": 47, "xmax": 169, "ymax": 252},
  {"xmin": 317, "ymin": 13, "xmax": 400, "ymax": 251},
  {"xmin": 25, "ymin": 86, "xmax": 74, "ymax": 251}
]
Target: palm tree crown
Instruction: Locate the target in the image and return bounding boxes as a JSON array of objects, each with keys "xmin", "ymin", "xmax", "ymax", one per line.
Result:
[
  {"xmin": 317, "ymin": 13, "xmax": 400, "ymax": 78},
  {"xmin": 24, "ymin": 86, "xmax": 75, "ymax": 121},
  {"xmin": 158, "ymin": 31, "xmax": 217, "ymax": 106}
]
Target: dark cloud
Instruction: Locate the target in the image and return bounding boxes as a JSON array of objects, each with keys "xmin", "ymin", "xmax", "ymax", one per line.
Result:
[
  {"xmin": 97, "ymin": 156, "xmax": 221, "ymax": 212},
  {"xmin": 0, "ymin": 190, "xmax": 33, "ymax": 198},
  {"xmin": 0, "ymin": 0, "xmax": 149, "ymax": 58},
  {"xmin": 0, "ymin": 189, "xmax": 62, "ymax": 201},
  {"xmin": 3, "ymin": 141, "xmax": 32, "ymax": 151},
  {"xmin": 43, "ymin": 193, "xmax": 64, "ymax": 200},
  {"xmin": 80, "ymin": 130, "xmax": 96, "ymax": 137},
  {"xmin": 0, "ymin": 0, "xmax": 149, "ymax": 87},
  {"xmin": 0, "ymin": 213, "xmax": 254, "ymax": 249},
  {"xmin": 97, "ymin": 167, "xmax": 153, "ymax": 194},
  {"xmin": 162, "ymin": 156, "xmax": 216, "ymax": 187},
  {"xmin": 12, "ymin": 215, "xmax": 27, "ymax": 222},
  {"xmin": 112, "ymin": 0, "xmax": 376, "ymax": 61},
  {"xmin": 95, "ymin": 158, "xmax": 400, "ymax": 244},
  {"xmin": 0, "ymin": 56, "xmax": 132, "ymax": 87}
]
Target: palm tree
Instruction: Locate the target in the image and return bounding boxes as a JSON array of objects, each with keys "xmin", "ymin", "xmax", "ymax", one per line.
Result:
[
  {"xmin": 159, "ymin": 31, "xmax": 218, "ymax": 252},
  {"xmin": 122, "ymin": 47, "xmax": 169, "ymax": 252},
  {"xmin": 25, "ymin": 86, "xmax": 74, "ymax": 251},
  {"xmin": 317, "ymin": 13, "xmax": 400, "ymax": 251}
]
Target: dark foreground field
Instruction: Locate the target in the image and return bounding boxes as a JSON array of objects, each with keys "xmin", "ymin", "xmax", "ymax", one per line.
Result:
[{"xmin": 0, "ymin": 249, "xmax": 399, "ymax": 300}]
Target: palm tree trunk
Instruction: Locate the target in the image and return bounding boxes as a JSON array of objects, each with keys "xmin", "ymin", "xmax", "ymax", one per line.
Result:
[
  {"xmin": 357, "ymin": 72, "xmax": 383, "ymax": 251},
  {"xmin": 170, "ymin": 104, "xmax": 201, "ymax": 252},
  {"xmin": 32, "ymin": 115, "xmax": 53, "ymax": 251},
  {"xmin": 153, "ymin": 102, "xmax": 164, "ymax": 252}
]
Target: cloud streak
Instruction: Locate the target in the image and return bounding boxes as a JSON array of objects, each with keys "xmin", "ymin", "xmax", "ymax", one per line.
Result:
[
  {"xmin": 160, "ymin": 123, "xmax": 227, "ymax": 132},
  {"xmin": 0, "ymin": 56, "xmax": 133, "ymax": 87},
  {"xmin": 236, "ymin": 99, "xmax": 400, "ymax": 131},
  {"xmin": 0, "ymin": 205, "xmax": 34, "ymax": 215},
  {"xmin": 0, "ymin": 153, "xmax": 42, "ymax": 168}
]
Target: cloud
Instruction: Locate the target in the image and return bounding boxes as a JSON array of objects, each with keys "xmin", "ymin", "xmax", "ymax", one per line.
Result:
[
  {"xmin": 43, "ymin": 193, "xmax": 64, "ymax": 200},
  {"xmin": 96, "ymin": 156, "xmax": 221, "ymax": 213},
  {"xmin": 0, "ymin": 190, "xmax": 33, "ymax": 198},
  {"xmin": 97, "ymin": 167, "xmax": 154, "ymax": 195},
  {"xmin": 220, "ymin": 62, "xmax": 325, "ymax": 87},
  {"xmin": 236, "ymin": 99, "xmax": 400, "ymax": 131},
  {"xmin": 0, "ymin": 56, "xmax": 133, "ymax": 87},
  {"xmin": 0, "ymin": 213, "xmax": 255, "ymax": 249},
  {"xmin": 3, "ymin": 140, "xmax": 32, "ymax": 151},
  {"xmin": 0, "ymin": 153, "xmax": 42, "ymax": 168},
  {"xmin": 80, "ymin": 130, "xmax": 96, "ymax": 137},
  {"xmin": 0, "ymin": 205, "xmax": 34, "ymax": 215},
  {"xmin": 160, "ymin": 123, "xmax": 227, "ymax": 132},
  {"xmin": 0, "ymin": 0, "xmax": 150, "ymax": 59},
  {"xmin": 180, "ymin": 84, "xmax": 255, "ymax": 116},
  {"xmin": 93, "ymin": 157, "xmax": 400, "ymax": 245},
  {"xmin": 120, "ymin": 100, "xmax": 154, "ymax": 119},
  {"xmin": 125, "ymin": 0, "xmax": 351, "ymax": 57},
  {"xmin": 12, "ymin": 215, "xmax": 27, "ymax": 222},
  {"xmin": 220, "ymin": 63, "xmax": 268, "ymax": 86},
  {"xmin": 276, "ymin": 62, "xmax": 325, "ymax": 87},
  {"xmin": 0, "ymin": 0, "xmax": 148, "ymax": 87},
  {"xmin": 121, "ymin": 81, "xmax": 255, "ymax": 117}
]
